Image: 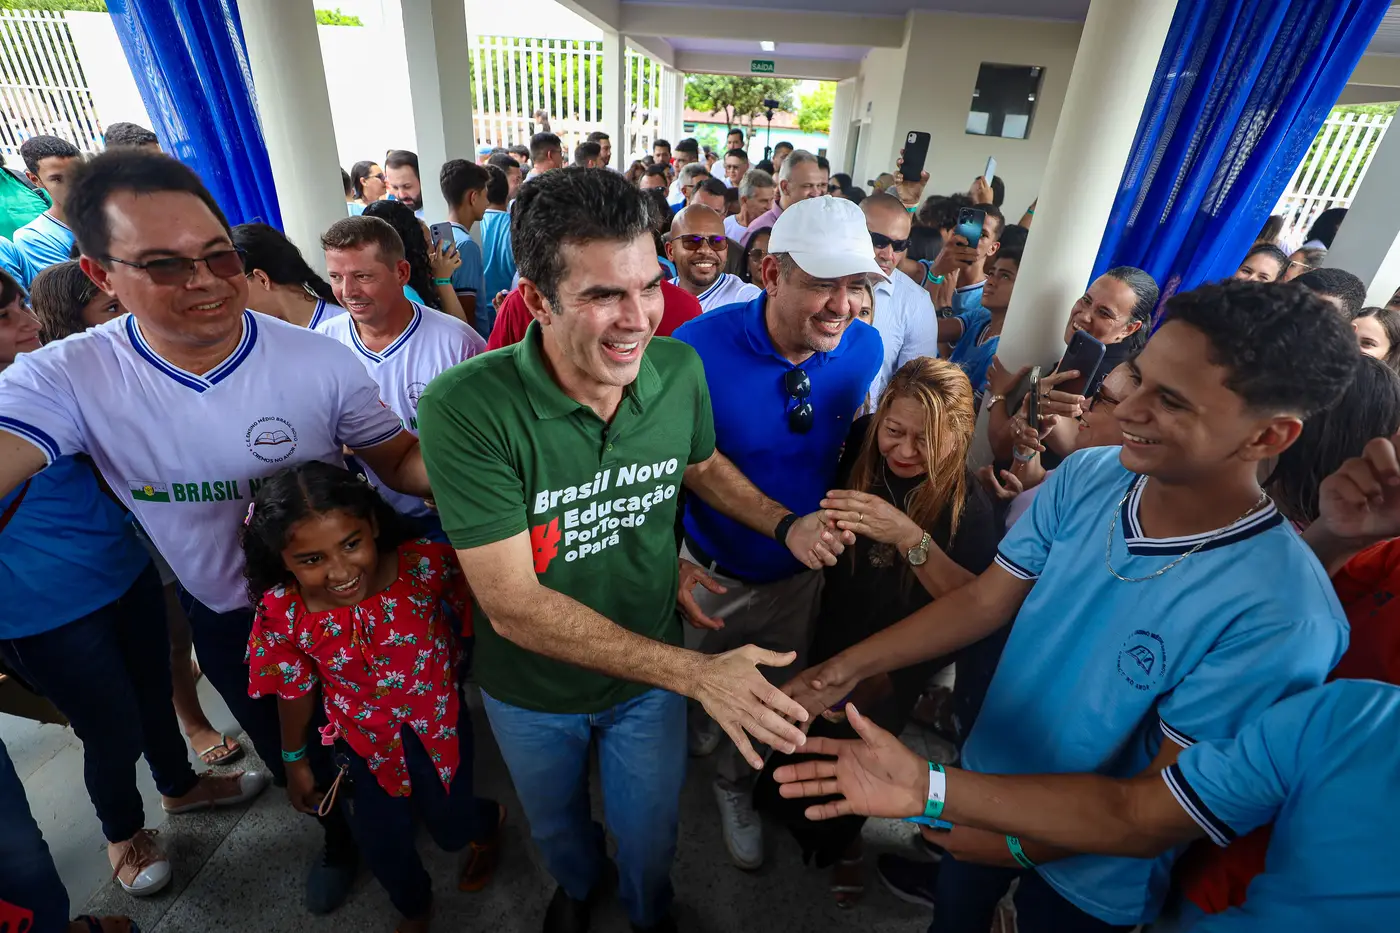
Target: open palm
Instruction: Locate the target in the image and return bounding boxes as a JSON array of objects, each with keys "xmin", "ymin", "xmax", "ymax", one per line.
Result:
[
  {"xmin": 1315, "ymin": 435, "xmax": 1400, "ymax": 542},
  {"xmin": 772, "ymin": 705, "xmax": 927, "ymax": 821}
]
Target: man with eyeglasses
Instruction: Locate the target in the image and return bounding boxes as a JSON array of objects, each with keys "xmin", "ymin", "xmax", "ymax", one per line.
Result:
[
  {"xmin": 740, "ymin": 149, "xmax": 829, "ymax": 248},
  {"xmin": 722, "ymin": 148, "xmax": 750, "ymax": 190},
  {"xmin": 862, "ymin": 193, "xmax": 941, "ymax": 403},
  {"xmin": 666, "ymin": 205, "xmax": 760, "ymax": 313},
  {"xmin": 0, "ymin": 150, "xmax": 434, "ymax": 916},
  {"xmin": 672, "ymin": 195, "xmax": 883, "ymax": 870}
]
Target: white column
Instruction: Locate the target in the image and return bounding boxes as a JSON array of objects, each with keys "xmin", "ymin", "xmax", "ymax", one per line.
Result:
[
  {"xmin": 235, "ymin": 0, "xmax": 345, "ymax": 274},
  {"xmin": 827, "ymin": 78, "xmax": 857, "ymax": 174},
  {"xmin": 969, "ymin": 0, "xmax": 1177, "ymax": 466},
  {"xmin": 1323, "ymin": 122, "xmax": 1400, "ymax": 308},
  {"xmin": 601, "ymin": 29, "xmax": 628, "ymax": 169},
  {"xmin": 396, "ymin": 0, "xmax": 478, "ymax": 223},
  {"xmin": 661, "ymin": 68, "xmax": 685, "ymax": 145}
]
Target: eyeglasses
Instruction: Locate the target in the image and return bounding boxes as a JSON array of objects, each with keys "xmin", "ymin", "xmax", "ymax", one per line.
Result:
[
  {"xmin": 870, "ymin": 231, "xmax": 909, "ymax": 252},
  {"xmin": 784, "ymin": 368, "xmax": 813, "ymax": 434},
  {"xmin": 369, "ymin": 172, "xmax": 385, "ymax": 181},
  {"xmin": 1088, "ymin": 387, "xmax": 1122, "ymax": 412},
  {"xmin": 105, "ymin": 248, "xmax": 247, "ymax": 286},
  {"xmin": 677, "ymin": 235, "xmax": 727, "ymax": 251}
]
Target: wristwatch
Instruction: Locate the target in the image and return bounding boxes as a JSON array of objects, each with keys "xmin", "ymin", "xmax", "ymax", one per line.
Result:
[
  {"xmin": 906, "ymin": 531, "xmax": 931, "ymax": 566},
  {"xmin": 984, "ymin": 392, "xmax": 1006, "ymax": 412}
]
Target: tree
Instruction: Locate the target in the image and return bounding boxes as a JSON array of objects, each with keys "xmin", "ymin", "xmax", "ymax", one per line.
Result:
[
  {"xmin": 796, "ymin": 82, "xmax": 835, "ymax": 135},
  {"xmin": 685, "ymin": 74, "xmax": 798, "ymax": 136},
  {"xmin": 0, "ymin": 1, "xmax": 110, "ymax": 10},
  {"xmin": 314, "ymin": 8, "xmax": 362, "ymax": 26}
]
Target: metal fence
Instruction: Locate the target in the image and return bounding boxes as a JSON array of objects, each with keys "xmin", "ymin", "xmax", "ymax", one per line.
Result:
[
  {"xmin": 0, "ymin": 8, "xmax": 105, "ymax": 159},
  {"xmin": 1271, "ymin": 111, "xmax": 1392, "ymax": 247},
  {"xmin": 469, "ymin": 35, "xmax": 669, "ymax": 161}
]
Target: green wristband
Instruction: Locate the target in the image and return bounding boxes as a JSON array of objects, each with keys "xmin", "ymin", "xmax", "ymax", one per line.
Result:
[
  {"xmin": 923, "ymin": 760, "xmax": 946, "ymax": 819},
  {"xmin": 432, "ymin": 277, "xmax": 452, "ymax": 286},
  {"xmin": 281, "ymin": 745, "xmax": 308, "ymax": 763},
  {"xmin": 1007, "ymin": 834, "xmax": 1036, "ymax": 869}
]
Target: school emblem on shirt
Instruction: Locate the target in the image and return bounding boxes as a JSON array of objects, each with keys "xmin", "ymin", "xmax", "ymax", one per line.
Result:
[
  {"xmin": 245, "ymin": 416, "xmax": 299, "ymax": 464},
  {"xmin": 406, "ymin": 382, "xmax": 427, "ymax": 411},
  {"xmin": 128, "ymin": 481, "xmax": 170, "ymax": 503},
  {"xmin": 1117, "ymin": 630, "xmax": 1168, "ymax": 691}
]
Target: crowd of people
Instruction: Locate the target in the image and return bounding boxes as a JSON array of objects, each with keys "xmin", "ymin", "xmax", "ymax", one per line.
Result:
[{"xmin": 0, "ymin": 115, "xmax": 1398, "ymax": 933}]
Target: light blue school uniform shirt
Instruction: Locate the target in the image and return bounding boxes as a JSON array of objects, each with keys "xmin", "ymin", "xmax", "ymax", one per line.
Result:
[
  {"xmin": 0, "ymin": 455, "xmax": 151, "ymax": 638},
  {"xmin": 948, "ymin": 313, "xmax": 999, "ymax": 406},
  {"xmin": 447, "ymin": 222, "xmax": 486, "ymax": 337},
  {"xmin": 14, "ymin": 212, "xmax": 74, "ymax": 285},
  {"xmin": 975, "ymin": 446, "xmax": 1347, "ymax": 926},
  {"xmin": 403, "ymin": 284, "xmax": 426, "ymax": 305},
  {"xmin": 0, "ymin": 236, "xmax": 23, "ymax": 285},
  {"xmin": 1166, "ymin": 680, "xmax": 1400, "ymax": 930},
  {"xmin": 347, "ymin": 201, "xmax": 366, "ymax": 216},
  {"xmin": 479, "ymin": 209, "xmax": 515, "ymax": 327}
]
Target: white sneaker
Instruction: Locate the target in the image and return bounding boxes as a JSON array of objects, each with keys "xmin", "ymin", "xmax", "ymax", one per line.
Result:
[
  {"xmin": 713, "ymin": 781, "xmax": 764, "ymax": 870},
  {"xmin": 110, "ymin": 828, "xmax": 171, "ymax": 896},
  {"xmin": 688, "ymin": 716, "xmax": 720, "ymax": 758}
]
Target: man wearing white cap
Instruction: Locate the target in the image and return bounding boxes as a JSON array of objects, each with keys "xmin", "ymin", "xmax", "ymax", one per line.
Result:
[{"xmin": 672, "ymin": 196, "xmax": 885, "ymax": 870}]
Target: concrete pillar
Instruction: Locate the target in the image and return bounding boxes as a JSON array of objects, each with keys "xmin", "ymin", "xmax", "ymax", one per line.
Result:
[
  {"xmin": 601, "ymin": 29, "xmax": 628, "ymax": 169},
  {"xmin": 970, "ymin": 0, "xmax": 1177, "ymax": 466},
  {"xmin": 234, "ymin": 0, "xmax": 344, "ymax": 270},
  {"xmin": 395, "ymin": 0, "xmax": 478, "ymax": 222},
  {"xmin": 1323, "ymin": 122, "xmax": 1400, "ymax": 308},
  {"xmin": 827, "ymin": 78, "xmax": 857, "ymax": 175},
  {"xmin": 662, "ymin": 68, "xmax": 685, "ymax": 146}
]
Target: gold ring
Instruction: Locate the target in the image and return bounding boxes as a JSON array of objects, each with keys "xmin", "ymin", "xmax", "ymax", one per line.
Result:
[{"xmin": 858, "ymin": 512, "xmax": 864, "ymax": 523}]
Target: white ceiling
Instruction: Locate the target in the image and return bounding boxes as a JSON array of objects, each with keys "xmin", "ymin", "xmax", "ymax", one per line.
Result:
[
  {"xmin": 668, "ymin": 36, "xmax": 870, "ymax": 61},
  {"xmin": 622, "ymin": 0, "xmax": 1089, "ymax": 17}
]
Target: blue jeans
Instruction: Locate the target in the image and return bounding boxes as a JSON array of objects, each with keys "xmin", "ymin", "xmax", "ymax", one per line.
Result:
[
  {"xmin": 0, "ymin": 562, "xmax": 199, "ymax": 843},
  {"xmin": 0, "ymin": 737, "xmax": 70, "ymax": 933},
  {"xmin": 930, "ymin": 855, "xmax": 1133, "ymax": 933},
  {"xmin": 343, "ymin": 706, "xmax": 498, "ymax": 919},
  {"xmin": 481, "ymin": 687, "xmax": 686, "ymax": 929}
]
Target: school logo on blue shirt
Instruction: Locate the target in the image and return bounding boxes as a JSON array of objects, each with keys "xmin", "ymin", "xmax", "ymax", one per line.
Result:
[
  {"xmin": 246, "ymin": 416, "xmax": 299, "ymax": 463},
  {"xmin": 1117, "ymin": 629, "xmax": 1167, "ymax": 690}
]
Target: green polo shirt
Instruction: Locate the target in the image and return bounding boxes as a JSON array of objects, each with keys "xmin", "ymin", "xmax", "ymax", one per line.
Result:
[{"xmin": 416, "ymin": 322, "xmax": 716, "ymax": 713}]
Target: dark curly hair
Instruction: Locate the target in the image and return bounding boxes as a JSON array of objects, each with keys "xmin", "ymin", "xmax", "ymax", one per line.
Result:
[
  {"xmin": 1161, "ymin": 280, "xmax": 1358, "ymax": 418},
  {"xmin": 1293, "ymin": 266, "xmax": 1367, "ymax": 319},
  {"xmin": 239, "ymin": 460, "xmax": 414, "ymax": 606},
  {"xmin": 1265, "ymin": 354, "xmax": 1400, "ymax": 524},
  {"xmin": 362, "ymin": 200, "xmax": 441, "ymax": 311}
]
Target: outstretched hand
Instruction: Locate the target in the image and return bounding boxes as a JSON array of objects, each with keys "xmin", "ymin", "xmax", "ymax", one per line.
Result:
[
  {"xmin": 692, "ymin": 645, "xmax": 808, "ymax": 769},
  {"xmin": 786, "ymin": 511, "xmax": 856, "ymax": 569},
  {"xmin": 1315, "ymin": 432, "xmax": 1400, "ymax": 544},
  {"xmin": 772, "ymin": 704, "xmax": 927, "ymax": 821}
]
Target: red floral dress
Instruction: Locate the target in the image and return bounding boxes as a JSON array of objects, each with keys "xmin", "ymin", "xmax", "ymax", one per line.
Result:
[{"xmin": 247, "ymin": 540, "xmax": 470, "ymax": 797}]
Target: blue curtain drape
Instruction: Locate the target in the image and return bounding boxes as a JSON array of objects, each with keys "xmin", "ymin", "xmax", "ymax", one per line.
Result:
[
  {"xmin": 106, "ymin": 0, "xmax": 281, "ymax": 228},
  {"xmin": 1091, "ymin": 0, "xmax": 1389, "ymax": 311}
]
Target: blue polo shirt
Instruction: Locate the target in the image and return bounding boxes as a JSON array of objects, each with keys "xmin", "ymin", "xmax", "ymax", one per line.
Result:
[
  {"xmin": 0, "ymin": 236, "xmax": 22, "ymax": 285},
  {"xmin": 1165, "ymin": 680, "xmax": 1400, "ymax": 930},
  {"xmin": 14, "ymin": 212, "xmax": 74, "ymax": 286},
  {"xmin": 0, "ymin": 455, "xmax": 151, "ymax": 639},
  {"xmin": 673, "ymin": 293, "xmax": 882, "ymax": 582},
  {"xmin": 479, "ymin": 208, "xmax": 515, "ymax": 333},
  {"xmin": 977, "ymin": 447, "xmax": 1346, "ymax": 925}
]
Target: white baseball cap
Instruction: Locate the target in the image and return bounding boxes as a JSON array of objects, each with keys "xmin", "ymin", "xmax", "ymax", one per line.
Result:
[{"xmin": 768, "ymin": 196, "xmax": 888, "ymax": 281}]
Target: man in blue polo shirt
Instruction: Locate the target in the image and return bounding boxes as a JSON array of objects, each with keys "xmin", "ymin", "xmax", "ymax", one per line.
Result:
[
  {"xmin": 673, "ymin": 195, "xmax": 883, "ymax": 870},
  {"xmin": 13, "ymin": 136, "xmax": 80, "ymax": 285},
  {"xmin": 786, "ymin": 281, "xmax": 1354, "ymax": 931}
]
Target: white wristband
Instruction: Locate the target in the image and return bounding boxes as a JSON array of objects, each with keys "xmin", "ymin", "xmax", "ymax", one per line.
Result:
[{"xmin": 926, "ymin": 761, "xmax": 947, "ymax": 818}]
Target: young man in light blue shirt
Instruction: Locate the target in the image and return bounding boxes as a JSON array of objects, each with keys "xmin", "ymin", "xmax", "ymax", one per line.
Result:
[
  {"xmin": 787, "ymin": 280, "xmax": 1357, "ymax": 932},
  {"xmin": 440, "ymin": 159, "xmax": 488, "ymax": 338},
  {"xmin": 13, "ymin": 135, "xmax": 80, "ymax": 285},
  {"xmin": 479, "ymin": 163, "xmax": 516, "ymax": 333}
]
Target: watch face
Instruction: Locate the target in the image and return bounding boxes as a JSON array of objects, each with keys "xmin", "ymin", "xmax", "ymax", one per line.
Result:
[{"xmin": 907, "ymin": 546, "xmax": 928, "ymax": 566}]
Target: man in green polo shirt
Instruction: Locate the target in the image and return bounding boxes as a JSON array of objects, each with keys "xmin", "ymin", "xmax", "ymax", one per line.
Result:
[{"xmin": 417, "ymin": 167, "xmax": 846, "ymax": 933}]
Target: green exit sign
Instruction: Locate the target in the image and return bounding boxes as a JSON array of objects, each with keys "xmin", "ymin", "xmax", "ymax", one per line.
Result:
[{"xmin": 750, "ymin": 59, "xmax": 775, "ymax": 74}]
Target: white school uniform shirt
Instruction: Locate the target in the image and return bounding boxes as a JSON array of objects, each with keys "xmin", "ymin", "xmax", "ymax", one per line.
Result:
[
  {"xmin": 867, "ymin": 270, "xmax": 941, "ymax": 404},
  {"xmin": 670, "ymin": 273, "xmax": 761, "ymax": 314},
  {"xmin": 307, "ymin": 298, "xmax": 347, "ymax": 330},
  {"xmin": 316, "ymin": 303, "xmax": 485, "ymax": 517},
  {"xmin": 0, "ymin": 311, "xmax": 406, "ymax": 612}
]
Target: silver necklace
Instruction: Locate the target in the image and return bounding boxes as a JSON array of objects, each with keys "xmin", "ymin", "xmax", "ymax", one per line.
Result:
[{"xmin": 1104, "ymin": 480, "xmax": 1269, "ymax": 583}]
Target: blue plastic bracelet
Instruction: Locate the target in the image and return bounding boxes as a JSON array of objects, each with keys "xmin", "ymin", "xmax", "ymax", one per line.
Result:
[
  {"xmin": 1007, "ymin": 834, "xmax": 1036, "ymax": 869},
  {"xmin": 281, "ymin": 745, "xmax": 308, "ymax": 763}
]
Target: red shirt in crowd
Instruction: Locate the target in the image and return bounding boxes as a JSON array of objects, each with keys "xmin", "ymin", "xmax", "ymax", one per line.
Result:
[
  {"xmin": 485, "ymin": 280, "xmax": 703, "ymax": 351},
  {"xmin": 1175, "ymin": 537, "xmax": 1400, "ymax": 913},
  {"xmin": 247, "ymin": 540, "xmax": 470, "ymax": 797}
]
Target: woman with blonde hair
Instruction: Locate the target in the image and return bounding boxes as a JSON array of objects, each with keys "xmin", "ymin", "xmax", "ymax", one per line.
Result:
[{"xmin": 755, "ymin": 357, "xmax": 999, "ymax": 907}]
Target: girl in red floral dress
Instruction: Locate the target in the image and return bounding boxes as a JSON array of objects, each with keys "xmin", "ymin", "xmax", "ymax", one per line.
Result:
[{"xmin": 241, "ymin": 461, "xmax": 502, "ymax": 933}]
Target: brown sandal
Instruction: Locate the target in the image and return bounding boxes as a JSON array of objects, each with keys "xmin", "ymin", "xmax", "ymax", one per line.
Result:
[
  {"xmin": 195, "ymin": 735, "xmax": 244, "ymax": 766},
  {"xmin": 458, "ymin": 804, "xmax": 507, "ymax": 892}
]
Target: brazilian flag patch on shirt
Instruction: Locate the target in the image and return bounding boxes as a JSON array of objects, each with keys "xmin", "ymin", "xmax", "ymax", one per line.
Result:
[{"xmin": 128, "ymin": 481, "xmax": 171, "ymax": 503}]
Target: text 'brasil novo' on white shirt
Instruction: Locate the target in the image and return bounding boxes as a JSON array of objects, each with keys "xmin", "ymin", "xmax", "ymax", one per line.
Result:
[
  {"xmin": 0, "ymin": 310, "xmax": 406, "ymax": 612},
  {"xmin": 315, "ymin": 302, "xmax": 485, "ymax": 517}
]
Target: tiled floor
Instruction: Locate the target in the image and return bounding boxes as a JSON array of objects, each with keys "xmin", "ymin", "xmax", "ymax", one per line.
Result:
[{"xmin": 5, "ymin": 678, "xmax": 956, "ymax": 933}]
